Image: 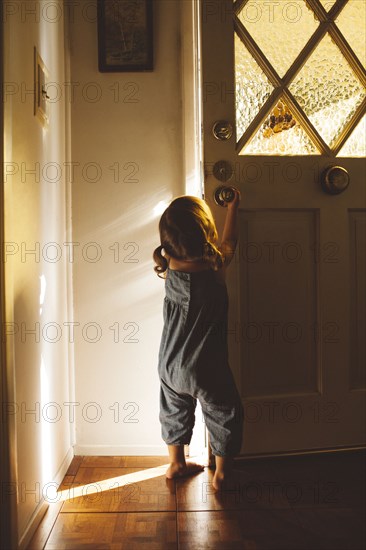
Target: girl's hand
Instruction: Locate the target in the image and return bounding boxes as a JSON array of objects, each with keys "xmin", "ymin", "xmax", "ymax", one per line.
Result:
[{"xmin": 226, "ymin": 187, "xmax": 241, "ymax": 209}]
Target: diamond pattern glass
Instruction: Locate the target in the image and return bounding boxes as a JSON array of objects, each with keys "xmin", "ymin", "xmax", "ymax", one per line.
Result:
[
  {"xmin": 235, "ymin": 34, "xmax": 273, "ymax": 139},
  {"xmin": 338, "ymin": 115, "xmax": 366, "ymax": 157},
  {"xmin": 234, "ymin": 1, "xmax": 365, "ymax": 156},
  {"xmin": 289, "ymin": 32, "xmax": 366, "ymax": 148},
  {"xmin": 239, "ymin": 98, "xmax": 319, "ymax": 155},
  {"xmin": 336, "ymin": 0, "xmax": 366, "ymax": 68},
  {"xmin": 238, "ymin": 0, "xmax": 319, "ymax": 77}
]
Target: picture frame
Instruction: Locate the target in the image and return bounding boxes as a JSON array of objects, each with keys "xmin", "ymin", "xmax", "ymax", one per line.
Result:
[{"xmin": 97, "ymin": 0, "xmax": 153, "ymax": 72}]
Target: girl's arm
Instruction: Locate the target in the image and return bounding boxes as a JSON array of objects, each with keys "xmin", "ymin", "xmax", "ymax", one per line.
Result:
[{"xmin": 219, "ymin": 188, "xmax": 241, "ymax": 267}]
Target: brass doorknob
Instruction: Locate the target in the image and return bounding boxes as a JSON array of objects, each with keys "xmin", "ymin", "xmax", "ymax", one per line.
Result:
[
  {"xmin": 321, "ymin": 165, "xmax": 350, "ymax": 195},
  {"xmin": 214, "ymin": 186, "xmax": 237, "ymax": 206}
]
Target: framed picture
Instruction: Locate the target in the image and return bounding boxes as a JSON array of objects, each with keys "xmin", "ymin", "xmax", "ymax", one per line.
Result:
[{"xmin": 97, "ymin": 0, "xmax": 153, "ymax": 72}]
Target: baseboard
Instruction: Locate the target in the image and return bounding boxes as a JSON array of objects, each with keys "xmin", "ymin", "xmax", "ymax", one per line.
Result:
[
  {"xmin": 18, "ymin": 446, "xmax": 74, "ymax": 550},
  {"xmin": 73, "ymin": 444, "xmax": 168, "ymax": 456}
]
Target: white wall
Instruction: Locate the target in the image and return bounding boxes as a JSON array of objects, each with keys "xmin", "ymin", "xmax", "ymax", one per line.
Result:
[
  {"xmin": 3, "ymin": 1, "xmax": 73, "ymax": 545},
  {"xmin": 69, "ymin": 0, "xmax": 185, "ymax": 454}
]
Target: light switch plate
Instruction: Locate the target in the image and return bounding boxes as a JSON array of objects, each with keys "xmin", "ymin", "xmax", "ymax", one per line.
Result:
[{"xmin": 34, "ymin": 48, "xmax": 49, "ymax": 127}]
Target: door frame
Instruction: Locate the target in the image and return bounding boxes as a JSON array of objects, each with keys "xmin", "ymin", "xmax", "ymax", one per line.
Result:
[
  {"xmin": 180, "ymin": 0, "xmax": 209, "ymax": 460},
  {"xmin": 181, "ymin": 0, "xmax": 205, "ymax": 199},
  {"xmin": 0, "ymin": 11, "xmax": 18, "ymax": 550}
]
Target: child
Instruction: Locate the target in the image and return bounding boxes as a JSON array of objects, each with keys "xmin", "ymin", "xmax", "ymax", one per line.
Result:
[{"xmin": 153, "ymin": 191, "xmax": 244, "ymax": 491}]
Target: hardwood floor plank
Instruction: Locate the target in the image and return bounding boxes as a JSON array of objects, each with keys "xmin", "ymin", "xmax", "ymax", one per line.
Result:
[
  {"xmin": 28, "ymin": 452, "xmax": 366, "ymax": 550},
  {"xmin": 176, "ymin": 464, "xmax": 291, "ymax": 511},
  {"xmin": 27, "ymin": 502, "xmax": 64, "ymax": 550},
  {"xmin": 177, "ymin": 509, "xmax": 312, "ymax": 550},
  {"xmin": 44, "ymin": 512, "xmax": 177, "ymax": 550},
  {"xmin": 59, "ymin": 475, "xmax": 75, "ymax": 490},
  {"xmin": 66, "ymin": 456, "xmax": 83, "ymax": 476},
  {"xmin": 80, "ymin": 456, "xmax": 169, "ymax": 468},
  {"xmin": 292, "ymin": 506, "xmax": 366, "ymax": 549},
  {"xmin": 61, "ymin": 467, "xmax": 176, "ymax": 513},
  {"xmin": 267, "ymin": 452, "xmax": 366, "ymax": 509},
  {"xmin": 72, "ymin": 467, "xmax": 167, "ymax": 484}
]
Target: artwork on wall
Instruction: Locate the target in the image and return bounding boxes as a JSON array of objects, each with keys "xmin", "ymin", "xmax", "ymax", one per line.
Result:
[
  {"xmin": 97, "ymin": 0, "xmax": 153, "ymax": 72},
  {"xmin": 34, "ymin": 48, "xmax": 50, "ymax": 127}
]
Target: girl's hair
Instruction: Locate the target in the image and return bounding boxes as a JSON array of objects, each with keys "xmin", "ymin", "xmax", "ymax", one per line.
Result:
[{"xmin": 153, "ymin": 196, "xmax": 224, "ymax": 277}]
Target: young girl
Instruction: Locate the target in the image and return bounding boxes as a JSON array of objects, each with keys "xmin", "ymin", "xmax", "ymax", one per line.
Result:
[{"xmin": 153, "ymin": 191, "xmax": 244, "ymax": 491}]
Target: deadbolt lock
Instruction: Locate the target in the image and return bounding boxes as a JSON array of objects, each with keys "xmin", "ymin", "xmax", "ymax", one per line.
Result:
[
  {"xmin": 213, "ymin": 160, "xmax": 233, "ymax": 182},
  {"xmin": 212, "ymin": 120, "xmax": 233, "ymax": 141}
]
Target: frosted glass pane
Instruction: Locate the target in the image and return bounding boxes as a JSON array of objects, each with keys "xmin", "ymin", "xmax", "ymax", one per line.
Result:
[
  {"xmin": 235, "ymin": 34, "xmax": 273, "ymax": 139},
  {"xmin": 338, "ymin": 115, "xmax": 366, "ymax": 157},
  {"xmin": 319, "ymin": 0, "xmax": 337, "ymax": 11},
  {"xmin": 238, "ymin": 0, "xmax": 319, "ymax": 76},
  {"xmin": 289, "ymin": 33, "xmax": 366, "ymax": 148},
  {"xmin": 336, "ymin": 0, "xmax": 366, "ymax": 68},
  {"xmin": 239, "ymin": 99, "xmax": 319, "ymax": 155}
]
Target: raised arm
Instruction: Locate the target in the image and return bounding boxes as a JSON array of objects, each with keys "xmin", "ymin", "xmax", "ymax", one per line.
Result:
[{"xmin": 219, "ymin": 188, "xmax": 241, "ymax": 268}]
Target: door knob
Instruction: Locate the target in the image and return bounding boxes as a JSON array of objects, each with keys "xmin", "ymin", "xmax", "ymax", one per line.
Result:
[
  {"xmin": 321, "ymin": 165, "xmax": 350, "ymax": 195},
  {"xmin": 214, "ymin": 186, "xmax": 237, "ymax": 206}
]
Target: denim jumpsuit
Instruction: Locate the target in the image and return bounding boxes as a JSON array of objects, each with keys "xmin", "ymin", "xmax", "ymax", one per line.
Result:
[{"xmin": 158, "ymin": 267, "xmax": 244, "ymax": 456}]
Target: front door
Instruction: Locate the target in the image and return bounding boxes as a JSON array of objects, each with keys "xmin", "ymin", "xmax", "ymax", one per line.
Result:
[{"xmin": 202, "ymin": 0, "xmax": 366, "ymax": 455}]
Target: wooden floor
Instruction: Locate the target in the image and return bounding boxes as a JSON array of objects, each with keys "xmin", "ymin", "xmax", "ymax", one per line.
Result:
[{"xmin": 28, "ymin": 450, "xmax": 366, "ymax": 549}]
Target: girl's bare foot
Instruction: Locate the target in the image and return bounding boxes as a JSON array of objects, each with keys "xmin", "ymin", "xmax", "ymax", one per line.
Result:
[
  {"xmin": 166, "ymin": 462, "xmax": 205, "ymax": 479},
  {"xmin": 212, "ymin": 470, "xmax": 226, "ymax": 491},
  {"xmin": 166, "ymin": 445, "xmax": 204, "ymax": 479},
  {"xmin": 212, "ymin": 455, "xmax": 234, "ymax": 491}
]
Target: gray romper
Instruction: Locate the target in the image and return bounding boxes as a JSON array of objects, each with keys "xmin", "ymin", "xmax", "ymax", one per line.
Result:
[{"xmin": 158, "ymin": 266, "xmax": 244, "ymax": 456}]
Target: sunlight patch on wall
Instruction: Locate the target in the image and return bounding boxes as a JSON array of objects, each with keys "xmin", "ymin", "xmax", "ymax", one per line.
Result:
[
  {"xmin": 40, "ymin": 354, "xmax": 52, "ymax": 484},
  {"xmin": 39, "ymin": 274, "xmax": 47, "ymax": 315},
  {"xmin": 153, "ymin": 200, "xmax": 170, "ymax": 217}
]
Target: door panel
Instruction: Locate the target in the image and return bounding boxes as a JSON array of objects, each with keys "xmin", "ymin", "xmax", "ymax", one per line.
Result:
[
  {"xmin": 201, "ymin": 0, "xmax": 366, "ymax": 454},
  {"xmin": 238, "ymin": 209, "xmax": 319, "ymax": 397}
]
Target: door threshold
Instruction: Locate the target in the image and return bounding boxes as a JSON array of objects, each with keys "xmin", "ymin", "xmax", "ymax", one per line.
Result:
[{"xmin": 234, "ymin": 444, "xmax": 366, "ymax": 462}]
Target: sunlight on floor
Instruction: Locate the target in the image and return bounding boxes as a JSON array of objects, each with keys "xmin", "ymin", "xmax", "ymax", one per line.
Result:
[{"xmin": 53, "ymin": 454, "xmax": 208, "ymax": 502}]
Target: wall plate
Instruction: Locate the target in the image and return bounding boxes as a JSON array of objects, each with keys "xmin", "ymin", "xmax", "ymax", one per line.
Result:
[{"xmin": 34, "ymin": 48, "xmax": 49, "ymax": 127}]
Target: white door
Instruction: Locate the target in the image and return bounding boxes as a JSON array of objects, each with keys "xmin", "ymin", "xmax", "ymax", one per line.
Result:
[{"xmin": 202, "ymin": 0, "xmax": 366, "ymax": 455}]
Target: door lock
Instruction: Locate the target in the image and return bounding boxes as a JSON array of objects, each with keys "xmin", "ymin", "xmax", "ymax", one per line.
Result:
[
  {"xmin": 212, "ymin": 120, "xmax": 233, "ymax": 141},
  {"xmin": 213, "ymin": 160, "xmax": 233, "ymax": 182}
]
